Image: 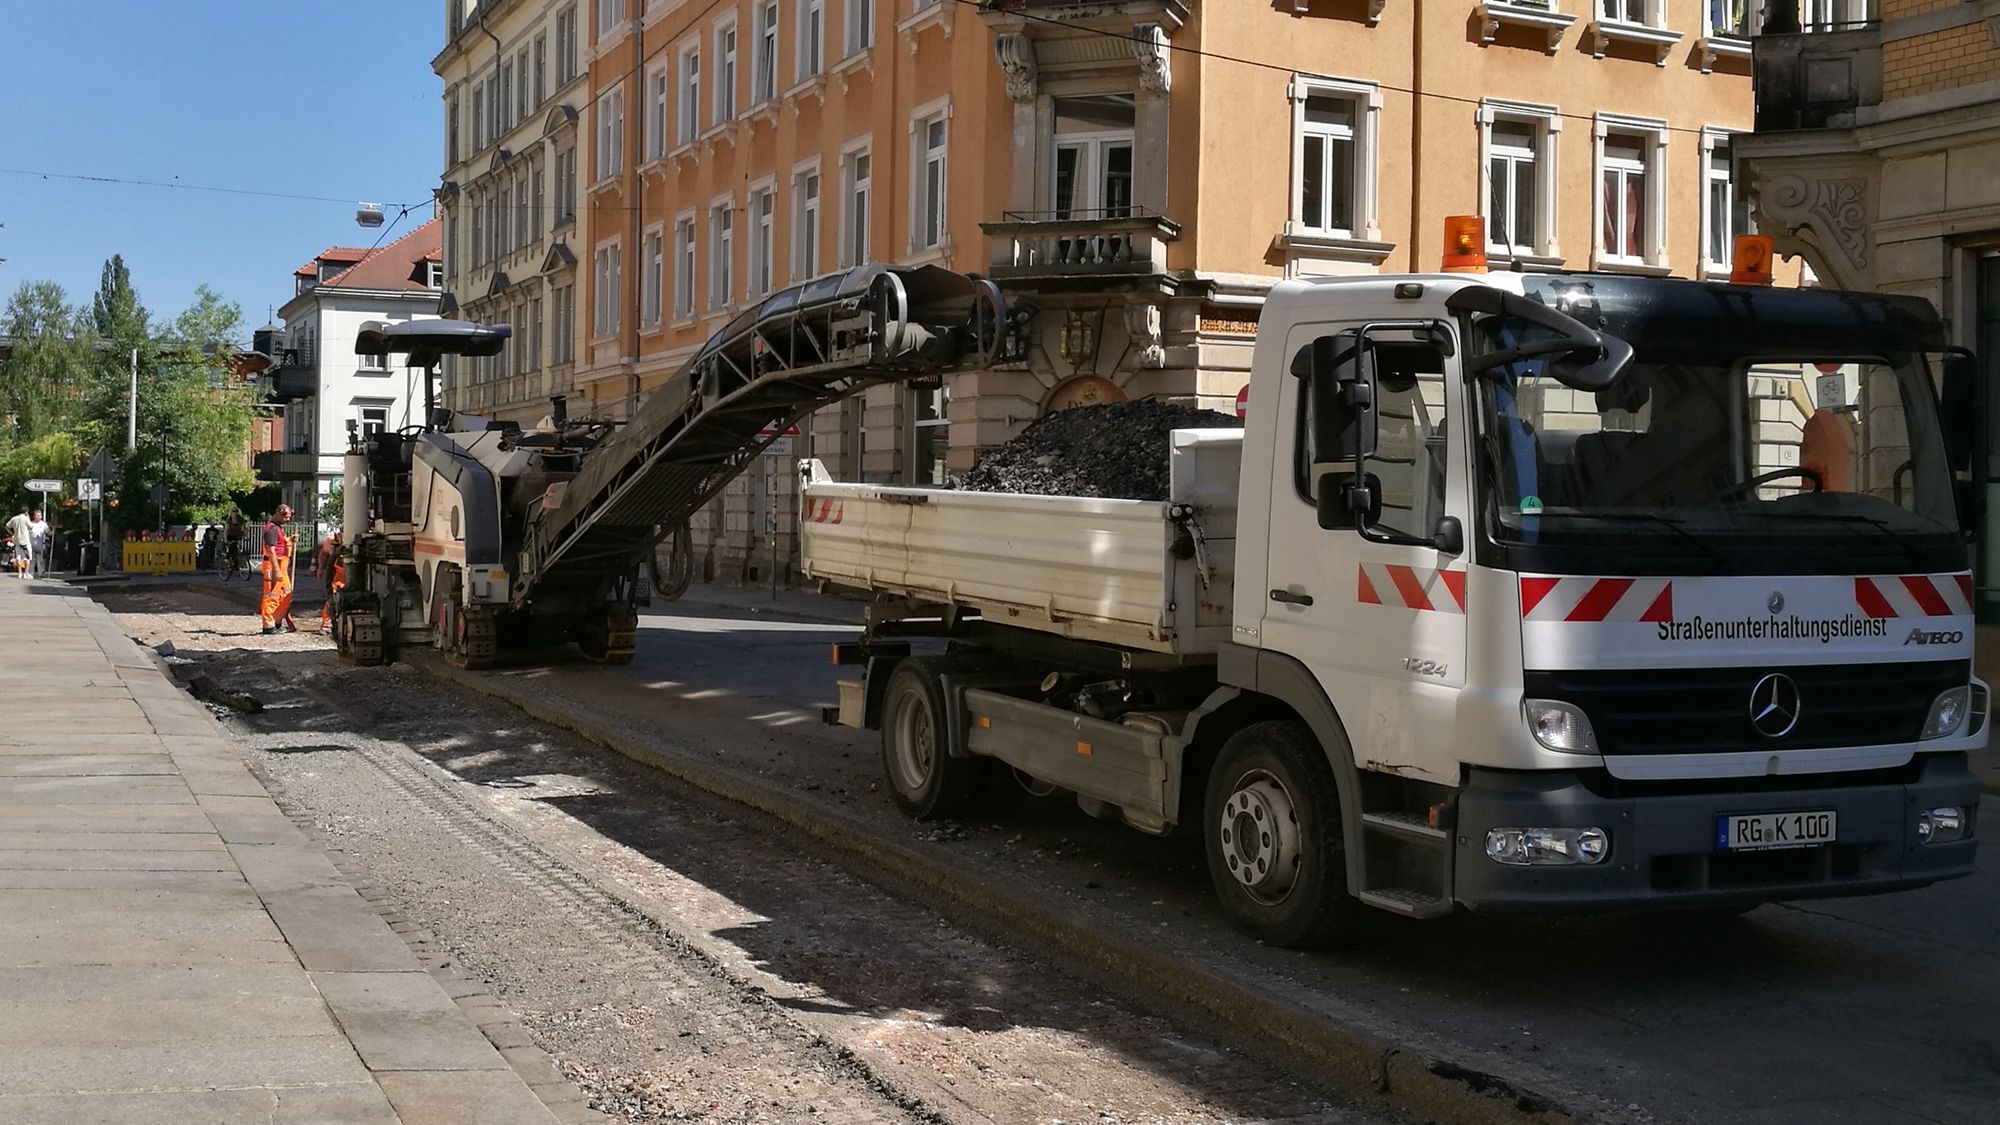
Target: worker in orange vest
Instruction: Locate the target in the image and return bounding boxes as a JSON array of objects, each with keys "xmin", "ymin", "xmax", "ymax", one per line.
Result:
[
  {"xmin": 258, "ymin": 506, "xmax": 298, "ymax": 635},
  {"xmin": 312, "ymin": 529, "xmax": 346, "ymax": 632}
]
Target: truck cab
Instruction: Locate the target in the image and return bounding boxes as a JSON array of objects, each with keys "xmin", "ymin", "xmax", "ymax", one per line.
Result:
[{"xmin": 1231, "ymin": 269, "xmax": 1983, "ymax": 929}]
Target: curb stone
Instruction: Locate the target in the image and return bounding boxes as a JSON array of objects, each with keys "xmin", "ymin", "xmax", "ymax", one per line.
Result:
[{"xmin": 420, "ymin": 659, "xmax": 1599, "ymax": 1125}]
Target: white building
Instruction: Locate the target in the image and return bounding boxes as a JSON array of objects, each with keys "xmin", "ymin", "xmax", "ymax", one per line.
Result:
[{"xmin": 263, "ymin": 221, "xmax": 445, "ymax": 523}]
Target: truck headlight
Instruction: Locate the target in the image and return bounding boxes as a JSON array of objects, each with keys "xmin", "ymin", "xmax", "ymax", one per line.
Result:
[
  {"xmin": 1523, "ymin": 699, "xmax": 1599, "ymax": 754},
  {"xmin": 1917, "ymin": 806, "xmax": 1974, "ymax": 845},
  {"xmin": 1921, "ymin": 687, "xmax": 1972, "ymax": 740},
  {"xmin": 1485, "ymin": 827, "xmax": 1610, "ymax": 866}
]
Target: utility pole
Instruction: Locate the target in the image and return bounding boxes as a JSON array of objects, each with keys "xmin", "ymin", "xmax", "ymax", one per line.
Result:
[{"xmin": 126, "ymin": 348, "xmax": 138, "ymax": 452}]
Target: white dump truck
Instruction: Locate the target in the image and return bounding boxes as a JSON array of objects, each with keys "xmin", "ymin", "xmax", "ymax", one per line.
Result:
[{"xmin": 803, "ymin": 266, "xmax": 1987, "ymax": 946}]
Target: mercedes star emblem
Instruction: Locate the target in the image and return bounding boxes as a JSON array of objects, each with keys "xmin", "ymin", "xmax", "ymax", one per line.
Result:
[
  {"xmin": 1768, "ymin": 590, "xmax": 1785, "ymax": 615},
  {"xmin": 1749, "ymin": 673, "xmax": 1802, "ymax": 739}
]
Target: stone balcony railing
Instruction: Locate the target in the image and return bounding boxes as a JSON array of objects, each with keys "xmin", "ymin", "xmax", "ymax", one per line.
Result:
[
  {"xmin": 1752, "ymin": 18, "xmax": 1882, "ymax": 131},
  {"xmin": 980, "ymin": 211, "xmax": 1181, "ymax": 285}
]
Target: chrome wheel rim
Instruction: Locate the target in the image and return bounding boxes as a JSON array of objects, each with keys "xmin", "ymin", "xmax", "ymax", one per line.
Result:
[
  {"xmin": 886, "ymin": 685, "xmax": 936, "ymax": 796},
  {"xmin": 1218, "ymin": 769, "xmax": 1304, "ymax": 905}
]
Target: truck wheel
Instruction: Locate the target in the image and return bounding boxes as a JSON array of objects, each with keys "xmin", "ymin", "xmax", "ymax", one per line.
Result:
[
  {"xmin": 881, "ymin": 657, "xmax": 986, "ymax": 820},
  {"xmin": 1203, "ymin": 721, "xmax": 1361, "ymax": 948}
]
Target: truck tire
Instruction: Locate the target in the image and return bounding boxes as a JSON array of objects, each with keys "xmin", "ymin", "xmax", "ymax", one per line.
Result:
[
  {"xmin": 881, "ymin": 657, "xmax": 987, "ymax": 820},
  {"xmin": 1203, "ymin": 720, "xmax": 1362, "ymax": 948}
]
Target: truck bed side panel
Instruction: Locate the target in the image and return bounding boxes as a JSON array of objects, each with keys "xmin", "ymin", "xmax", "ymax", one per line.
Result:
[{"xmin": 800, "ymin": 484, "xmax": 1181, "ymax": 652}]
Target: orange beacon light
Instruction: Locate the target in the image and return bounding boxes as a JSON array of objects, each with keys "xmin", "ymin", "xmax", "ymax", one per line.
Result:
[
  {"xmin": 1730, "ymin": 234, "xmax": 1776, "ymax": 286},
  {"xmin": 1441, "ymin": 215, "xmax": 1488, "ymax": 273}
]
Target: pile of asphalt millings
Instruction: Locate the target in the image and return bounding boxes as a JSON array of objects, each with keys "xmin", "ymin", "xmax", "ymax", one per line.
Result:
[{"xmin": 956, "ymin": 399, "xmax": 1242, "ymax": 501}]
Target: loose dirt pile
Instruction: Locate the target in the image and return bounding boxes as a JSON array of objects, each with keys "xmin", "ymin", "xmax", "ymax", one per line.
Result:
[{"xmin": 957, "ymin": 400, "xmax": 1241, "ymax": 500}]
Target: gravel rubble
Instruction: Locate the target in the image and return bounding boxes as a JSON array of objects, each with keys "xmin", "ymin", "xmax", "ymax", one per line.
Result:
[{"xmin": 958, "ymin": 401, "xmax": 1241, "ymax": 501}]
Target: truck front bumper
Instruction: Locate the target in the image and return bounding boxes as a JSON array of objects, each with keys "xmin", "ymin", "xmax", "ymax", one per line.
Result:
[{"xmin": 1452, "ymin": 753, "xmax": 1980, "ymax": 912}]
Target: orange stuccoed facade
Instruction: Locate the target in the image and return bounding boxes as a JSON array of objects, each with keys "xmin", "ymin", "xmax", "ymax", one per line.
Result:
[{"xmin": 437, "ymin": 0, "xmax": 1762, "ymax": 581}]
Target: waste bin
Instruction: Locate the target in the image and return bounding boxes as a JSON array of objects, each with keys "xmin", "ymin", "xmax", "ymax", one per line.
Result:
[{"xmin": 78, "ymin": 540, "xmax": 98, "ymax": 577}]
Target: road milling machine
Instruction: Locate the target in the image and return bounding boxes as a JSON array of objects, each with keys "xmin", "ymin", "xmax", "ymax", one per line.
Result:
[{"xmin": 331, "ymin": 263, "xmax": 1009, "ymax": 669}]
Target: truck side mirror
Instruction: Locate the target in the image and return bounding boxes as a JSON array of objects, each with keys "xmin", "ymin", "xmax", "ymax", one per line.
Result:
[
  {"xmin": 1316, "ymin": 470, "xmax": 1381, "ymax": 531},
  {"xmin": 1302, "ymin": 333, "xmax": 1378, "ymax": 464},
  {"xmin": 1939, "ymin": 348, "xmax": 1984, "ymax": 539},
  {"xmin": 1940, "ymin": 350, "xmax": 1978, "ymax": 474}
]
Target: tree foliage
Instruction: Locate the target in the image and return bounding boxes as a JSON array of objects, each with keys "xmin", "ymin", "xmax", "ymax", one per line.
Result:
[{"xmin": 0, "ymin": 266, "xmax": 264, "ymax": 531}]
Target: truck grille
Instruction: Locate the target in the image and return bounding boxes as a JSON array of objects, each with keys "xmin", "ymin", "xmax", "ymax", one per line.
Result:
[{"xmin": 1524, "ymin": 661, "xmax": 1967, "ymax": 755}]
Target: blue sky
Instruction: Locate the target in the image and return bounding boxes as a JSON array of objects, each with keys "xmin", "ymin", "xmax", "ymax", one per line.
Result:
[{"xmin": 0, "ymin": 1, "xmax": 442, "ymax": 338}]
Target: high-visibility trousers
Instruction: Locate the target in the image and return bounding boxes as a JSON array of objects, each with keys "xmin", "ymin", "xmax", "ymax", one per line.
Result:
[
  {"xmin": 320, "ymin": 562, "xmax": 347, "ymax": 630},
  {"xmin": 260, "ymin": 555, "xmax": 295, "ymax": 628}
]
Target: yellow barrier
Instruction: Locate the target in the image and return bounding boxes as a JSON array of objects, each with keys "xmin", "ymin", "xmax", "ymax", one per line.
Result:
[{"xmin": 123, "ymin": 541, "xmax": 197, "ymax": 575}]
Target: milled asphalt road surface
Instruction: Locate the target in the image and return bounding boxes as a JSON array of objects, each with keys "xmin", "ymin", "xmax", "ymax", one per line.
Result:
[
  {"xmin": 105, "ymin": 588, "xmax": 1401, "ymax": 1125},
  {"xmin": 102, "ymin": 580, "xmax": 2000, "ymax": 1125}
]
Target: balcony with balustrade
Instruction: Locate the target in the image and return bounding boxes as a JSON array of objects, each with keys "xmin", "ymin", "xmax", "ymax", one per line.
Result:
[{"xmin": 980, "ymin": 208, "xmax": 1180, "ymax": 291}]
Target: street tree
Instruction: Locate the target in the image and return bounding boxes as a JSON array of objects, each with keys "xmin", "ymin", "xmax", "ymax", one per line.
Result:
[
  {"xmin": 0, "ymin": 281, "xmax": 93, "ymax": 443},
  {"xmin": 108, "ymin": 285, "xmax": 260, "ymax": 529}
]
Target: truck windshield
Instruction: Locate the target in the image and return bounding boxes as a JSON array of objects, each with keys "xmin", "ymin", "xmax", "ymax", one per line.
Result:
[{"xmin": 1472, "ymin": 314, "xmax": 1961, "ymax": 576}]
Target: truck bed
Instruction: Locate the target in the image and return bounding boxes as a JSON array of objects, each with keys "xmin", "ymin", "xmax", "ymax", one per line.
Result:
[{"xmin": 799, "ymin": 429, "xmax": 1240, "ymax": 654}]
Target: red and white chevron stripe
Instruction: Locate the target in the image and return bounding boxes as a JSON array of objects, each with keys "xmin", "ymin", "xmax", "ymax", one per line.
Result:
[
  {"xmin": 1853, "ymin": 574, "xmax": 1972, "ymax": 619},
  {"xmin": 1519, "ymin": 576, "xmax": 1674, "ymax": 622},
  {"xmin": 804, "ymin": 498, "xmax": 845, "ymax": 524},
  {"xmin": 1356, "ymin": 563, "xmax": 1466, "ymax": 614}
]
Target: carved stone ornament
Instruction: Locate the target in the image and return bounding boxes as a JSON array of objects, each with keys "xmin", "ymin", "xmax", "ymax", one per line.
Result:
[
  {"xmin": 1132, "ymin": 24, "xmax": 1171, "ymax": 94},
  {"xmin": 1124, "ymin": 301, "xmax": 1165, "ymax": 369},
  {"xmin": 994, "ymin": 33, "xmax": 1038, "ymax": 102},
  {"xmin": 1761, "ymin": 174, "xmax": 1869, "ymax": 279}
]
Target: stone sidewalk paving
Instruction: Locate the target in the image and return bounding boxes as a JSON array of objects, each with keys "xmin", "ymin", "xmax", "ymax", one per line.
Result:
[{"xmin": 0, "ymin": 579, "xmax": 560, "ymax": 1124}]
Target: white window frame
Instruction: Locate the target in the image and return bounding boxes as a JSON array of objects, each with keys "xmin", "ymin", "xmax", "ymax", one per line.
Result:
[
  {"xmin": 1286, "ymin": 75, "xmax": 1381, "ymax": 243},
  {"xmin": 839, "ymin": 138, "xmax": 872, "ymax": 269},
  {"xmin": 792, "ymin": 158, "xmax": 823, "ymax": 281},
  {"xmin": 1599, "ymin": 0, "xmax": 1658, "ymax": 26},
  {"xmin": 909, "ymin": 99, "xmax": 950, "ymax": 254},
  {"xmin": 709, "ymin": 196, "xmax": 735, "ymax": 310},
  {"xmin": 516, "ymin": 47, "xmax": 531, "ymax": 120},
  {"xmin": 1699, "ymin": 126, "xmax": 1747, "ymax": 279},
  {"xmin": 555, "ymin": 146, "xmax": 577, "ymax": 225},
  {"xmin": 673, "ymin": 212, "xmax": 699, "ymax": 320},
  {"xmin": 534, "ymin": 34, "xmax": 547, "ymax": 104},
  {"xmin": 597, "ymin": 0, "xmax": 626, "ymax": 39},
  {"xmin": 1049, "ymin": 98, "xmax": 1136, "ymax": 220},
  {"xmin": 556, "ymin": 6, "xmax": 579, "ymax": 84},
  {"xmin": 596, "ymin": 82, "xmax": 625, "ymax": 182},
  {"xmin": 1704, "ymin": 0, "xmax": 1758, "ymax": 38},
  {"xmin": 1592, "ymin": 113, "xmax": 1669, "ymax": 271},
  {"xmin": 355, "ymin": 400, "xmax": 393, "ymax": 439},
  {"xmin": 797, "ymin": 0, "xmax": 825, "ymax": 79},
  {"xmin": 753, "ymin": 0, "xmax": 780, "ymax": 104},
  {"xmin": 645, "ymin": 61, "xmax": 670, "ymax": 160},
  {"xmin": 714, "ymin": 16, "xmax": 738, "ymax": 124},
  {"xmin": 748, "ymin": 179, "xmax": 778, "ymax": 296},
  {"xmin": 592, "ymin": 238, "xmax": 622, "ymax": 339},
  {"xmin": 642, "ymin": 222, "xmax": 667, "ymax": 327},
  {"xmin": 1477, "ymin": 99, "xmax": 1563, "ymax": 263},
  {"xmin": 678, "ymin": 40, "xmax": 702, "ymax": 143},
  {"xmin": 845, "ymin": 0, "xmax": 873, "ymax": 55}
]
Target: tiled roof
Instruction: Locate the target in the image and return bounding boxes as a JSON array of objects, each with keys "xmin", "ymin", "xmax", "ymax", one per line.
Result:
[
  {"xmin": 292, "ymin": 246, "xmax": 374, "ymax": 277},
  {"xmin": 309, "ymin": 220, "xmax": 444, "ymax": 292}
]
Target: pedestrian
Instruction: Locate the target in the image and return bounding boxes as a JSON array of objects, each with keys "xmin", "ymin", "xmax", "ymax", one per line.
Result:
[
  {"xmin": 311, "ymin": 528, "xmax": 346, "ymax": 632},
  {"xmin": 222, "ymin": 508, "xmax": 245, "ymax": 582},
  {"xmin": 257, "ymin": 505, "xmax": 299, "ymax": 635},
  {"xmin": 4, "ymin": 507, "xmax": 31, "ymax": 578},
  {"xmin": 27, "ymin": 510, "xmax": 49, "ymax": 577}
]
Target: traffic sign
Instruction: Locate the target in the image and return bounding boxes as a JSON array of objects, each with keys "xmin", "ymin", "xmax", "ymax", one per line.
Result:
[
  {"xmin": 24, "ymin": 479, "xmax": 60, "ymax": 493},
  {"xmin": 76, "ymin": 479, "xmax": 102, "ymax": 501},
  {"xmin": 1234, "ymin": 384, "xmax": 1251, "ymax": 420}
]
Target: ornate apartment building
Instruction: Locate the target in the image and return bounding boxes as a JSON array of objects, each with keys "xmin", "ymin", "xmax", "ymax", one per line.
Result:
[
  {"xmin": 441, "ymin": 0, "xmax": 1767, "ymax": 581},
  {"xmin": 1739, "ymin": 0, "xmax": 2000, "ymax": 618},
  {"xmin": 435, "ymin": 0, "xmax": 594, "ymax": 427}
]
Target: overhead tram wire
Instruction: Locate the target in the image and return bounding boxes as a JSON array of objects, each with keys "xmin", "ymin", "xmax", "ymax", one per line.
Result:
[{"xmin": 0, "ymin": 166, "xmax": 431, "ymax": 211}]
